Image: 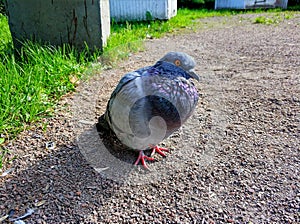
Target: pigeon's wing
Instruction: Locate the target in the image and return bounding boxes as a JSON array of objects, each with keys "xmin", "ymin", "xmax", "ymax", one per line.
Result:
[
  {"xmin": 105, "ymin": 66, "xmax": 150, "ymax": 125},
  {"xmin": 105, "ymin": 72, "xmax": 138, "ymax": 119},
  {"xmin": 105, "ymin": 68, "xmax": 158, "ymax": 150}
]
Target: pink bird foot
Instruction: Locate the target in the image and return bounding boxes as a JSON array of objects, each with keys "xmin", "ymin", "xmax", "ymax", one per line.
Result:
[
  {"xmin": 150, "ymin": 145, "xmax": 170, "ymax": 157},
  {"xmin": 133, "ymin": 146, "xmax": 170, "ymax": 169},
  {"xmin": 134, "ymin": 151, "xmax": 155, "ymax": 169}
]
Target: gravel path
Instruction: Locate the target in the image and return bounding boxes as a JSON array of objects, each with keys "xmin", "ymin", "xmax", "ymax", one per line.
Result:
[{"xmin": 1, "ymin": 13, "xmax": 299, "ymax": 223}]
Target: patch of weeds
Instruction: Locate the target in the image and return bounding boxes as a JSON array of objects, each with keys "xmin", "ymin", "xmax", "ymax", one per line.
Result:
[
  {"xmin": 101, "ymin": 40, "xmax": 144, "ymax": 67},
  {"xmin": 283, "ymin": 12, "xmax": 295, "ymax": 20},
  {"xmin": 253, "ymin": 11, "xmax": 296, "ymax": 25},
  {"xmin": 284, "ymin": 14, "xmax": 293, "ymax": 19},
  {"xmin": 253, "ymin": 15, "xmax": 279, "ymax": 24}
]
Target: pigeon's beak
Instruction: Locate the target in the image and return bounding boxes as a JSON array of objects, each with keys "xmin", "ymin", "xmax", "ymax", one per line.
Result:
[{"xmin": 188, "ymin": 69, "xmax": 200, "ymax": 82}]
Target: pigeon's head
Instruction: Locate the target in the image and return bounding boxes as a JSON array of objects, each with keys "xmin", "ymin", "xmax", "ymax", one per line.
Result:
[{"xmin": 159, "ymin": 51, "xmax": 200, "ymax": 81}]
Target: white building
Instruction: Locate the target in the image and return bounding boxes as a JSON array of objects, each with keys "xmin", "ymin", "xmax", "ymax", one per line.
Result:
[
  {"xmin": 110, "ymin": 0, "xmax": 177, "ymax": 21},
  {"xmin": 215, "ymin": 0, "xmax": 288, "ymax": 9}
]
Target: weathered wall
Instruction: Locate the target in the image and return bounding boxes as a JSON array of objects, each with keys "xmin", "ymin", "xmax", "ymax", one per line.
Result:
[{"xmin": 5, "ymin": 0, "xmax": 110, "ymax": 51}]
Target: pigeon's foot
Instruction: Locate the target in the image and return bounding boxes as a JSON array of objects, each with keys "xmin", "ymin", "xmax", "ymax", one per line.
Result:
[
  {"xmin": 134, "ymin": 151, "xmax": 155, "ymax": 169},
  {"xmin": 150, "ymin": 145, "xmax": 170, "ymax": 157},
  {"xmin": 134, "ymin": 146, "xmax": 170, "ymax": 169}
]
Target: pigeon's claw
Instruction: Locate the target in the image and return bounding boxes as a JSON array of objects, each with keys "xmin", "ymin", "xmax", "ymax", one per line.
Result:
[
  {"xmin": 134, "ymin": 151, "xmax": 155, "ymax": 169},
  {"xmin": 134, "ymin": 146, "xmax": 169, "ymax": 169},
  {"xmin": 150, "ymin": 145, "xmax": 170, "ymax": 157}
]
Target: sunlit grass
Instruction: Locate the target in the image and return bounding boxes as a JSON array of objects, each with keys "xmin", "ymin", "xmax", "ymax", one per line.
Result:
[
  {"xmin": 253, "ymin": 11, "xmax": 296, "ymax": 24},
  {"xmin": 0, "ymin": 14, "xmax": 92, "ymax": 144},
  {"xmin": 0, "ymin": 42, "xmax": 89, "ymax": 136}
]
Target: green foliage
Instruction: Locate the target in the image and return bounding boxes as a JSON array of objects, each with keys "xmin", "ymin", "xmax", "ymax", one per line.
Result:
[
  {"xmin": 178, "ymin": 0, "xmax": 215, "ymax": 9},
  {"xmin": 0, "ymin": 14, "xmax": 11, "ymax": 52},
  {"xmin": 0, "ymin": 42, "xmax": 89, "ymax": 136},
  {"xmin": 254, "ymin": 15, "xmax": 278, "ymax": 24},
  {"xmin": 253, "ymin": 12, "xmax": 295, "ymax": 25},
  {"xmin": 0, "ymin": 13, "xmax": 92, "ymax": 142},
  {"xmin": 288, "ymin": 0, "xmax": 300, "ymax": 6},
  {"xmin": 287, "ymin": 3, "xmax": 300, "ymax": 10}
]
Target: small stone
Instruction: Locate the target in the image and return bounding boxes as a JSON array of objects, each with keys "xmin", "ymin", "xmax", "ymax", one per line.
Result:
[
  {"xmin": 248, "ymin": 188, "xmax": 255, "ymax": 193},
  {"xmin": 81, "ymin": 203, "xmax": 89, "ymax": 208},
  {"xmin": 146, "ymin": 195, "xmax": 153, "ymax": 200}
]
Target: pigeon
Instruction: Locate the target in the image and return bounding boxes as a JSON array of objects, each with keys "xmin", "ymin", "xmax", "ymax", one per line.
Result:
[{"xmin": 104, "ymin": 51, "xmax": 199, "ymax": 169}]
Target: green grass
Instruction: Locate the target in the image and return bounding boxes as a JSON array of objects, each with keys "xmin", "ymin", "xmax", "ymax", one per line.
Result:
[
  {"xmin": 253, "ymin": 11, "xmax": 296, "ymax": 24},
  {"xmin": 0, "ymin": 14, "xmax": 94, "ymax": 169},
  {"xmin": 254, "ymin": 15, "xmax": 280, "ymax": 24},
  {"xmin": 0, "ymin": 42, "xmax": 87, "ymax": 134},
  {"xmin": 0, "ymin": 7, "xmax": 298, "ymax": 169},
  {"xmin": 0, "ymin": 13, "xmax": 11, "ymax": 52}
]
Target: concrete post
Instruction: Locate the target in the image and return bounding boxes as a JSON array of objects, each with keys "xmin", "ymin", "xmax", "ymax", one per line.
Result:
[{"xmin": 5, "ymin": 0, "xmax": 110, "ymax": 51}]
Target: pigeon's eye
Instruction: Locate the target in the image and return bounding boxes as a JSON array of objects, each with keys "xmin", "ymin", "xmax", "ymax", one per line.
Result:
[{"xmin": 174, "ymin": 59, "xmax": 181, "ymax": 66}]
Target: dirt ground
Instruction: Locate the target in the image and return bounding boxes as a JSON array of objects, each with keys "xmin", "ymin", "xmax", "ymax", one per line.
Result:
[{"xmin": 0, "ymin": 13, "xmax": 299, "ymax": 223}]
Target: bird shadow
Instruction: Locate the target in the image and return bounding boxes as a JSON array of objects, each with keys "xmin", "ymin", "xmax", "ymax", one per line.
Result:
[
  {"xmin": 0, "ymin": 142, "xmax": 121, "ymax": 222},
  {"xmin": 77, "ymin": 115, "xmax": 163, "ymax": 185},
  {"xmin": 0, "ymin": 117, "xmax": 156, "ymax": 222}
]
